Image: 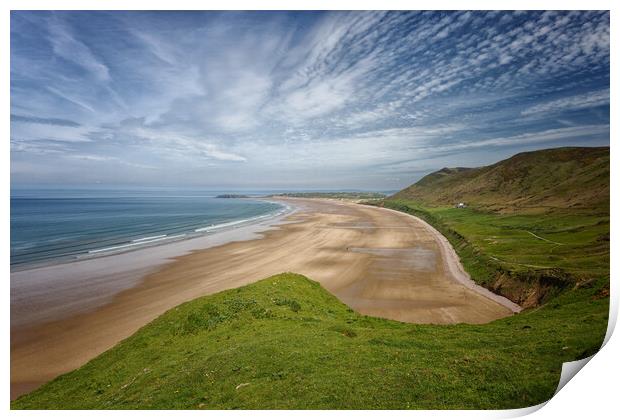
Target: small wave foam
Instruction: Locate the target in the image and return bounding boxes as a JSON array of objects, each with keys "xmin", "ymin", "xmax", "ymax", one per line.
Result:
[
  {"xmin": 131, "ymin": 234, "xmax": 167, "ymax": 243},
  {"xmin": 87, "ymin": 202, "xmax": 289, "ymax": 256},
  {"xmin": 88, "ymin": 234, "xmax": 185, "ymax": 254},
  {"xmin": 194, "ymin": 211, "xmax": 281, "ymax": 233}
]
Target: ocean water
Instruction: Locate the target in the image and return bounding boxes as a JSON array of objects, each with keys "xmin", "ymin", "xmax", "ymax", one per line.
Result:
[{"xmin": 10, "ymin": 188, "xmax": 285, "ymax": 270}]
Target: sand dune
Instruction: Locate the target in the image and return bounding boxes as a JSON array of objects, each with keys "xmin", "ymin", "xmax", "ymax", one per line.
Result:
[{"xmin": 11, "ymin": 198, "xmax": 515, "ymax": 399}]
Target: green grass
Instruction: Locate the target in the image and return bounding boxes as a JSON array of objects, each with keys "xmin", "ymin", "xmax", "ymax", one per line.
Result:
[
  {"xmin": 383, "ymin": 200, "xmax": 609, "ymax": 279},
  {"xmin": 380, "ymin": 199, "xmax": 608, "ymax": 307},
  {"xmin": 12, "ymin": 273, "xmax": 608, "ymax": 409}
]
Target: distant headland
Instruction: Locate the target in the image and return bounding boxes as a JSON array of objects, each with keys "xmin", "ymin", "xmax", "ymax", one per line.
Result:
[{"xmin": 215, "ymin": 194, "xmax": 250, "ymax": 198}]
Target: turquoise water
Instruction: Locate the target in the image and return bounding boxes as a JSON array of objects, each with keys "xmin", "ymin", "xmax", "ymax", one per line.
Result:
[{"xmin": 10, "ymin": 189, "xmax": 284, "ymax": 269}]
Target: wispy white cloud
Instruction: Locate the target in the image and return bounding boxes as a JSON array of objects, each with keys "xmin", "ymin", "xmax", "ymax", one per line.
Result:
[
  {"xmin": 67, "ymin": 154, "xmax": 158, "ymax": 169},
  {"xmin": 47, "ymin": 16, "xmax": 111, "ymax": 82},
  {"xmin": 105, "ymin": 124, "xmax": 248, "ymax": 163},
  {"xmin": 521, "ymin": 89, "xmax": 609, "ymax": 116},
  {"xmin": 11, "ymin": 118, "xmax": 93, "ymax": 143},
  {"xmin": 418, "ymin": 124, "xmax": 610, "ymax": 155},
  {"xmin": 46, "ymin": 87, "xmax": 96, "ymax": 114},
  {"xmin": 11, "ymin": 114, "xmax": 81, "ymax": 127},
  {"xmin": 130, "ymin": 29, "xmax": 178, "ymax": 66}
]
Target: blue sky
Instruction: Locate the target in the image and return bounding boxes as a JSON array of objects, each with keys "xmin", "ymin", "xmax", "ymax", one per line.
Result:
[{"xmin": 10, "ymin": 11, "xmax": 610, "ymax": 190}]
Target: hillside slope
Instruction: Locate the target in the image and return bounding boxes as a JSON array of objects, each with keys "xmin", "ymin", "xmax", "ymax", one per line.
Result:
[
  {"xmin": 393, "ymin": 147, "xmax": 609, "ymax": 213},
  {"xmin": 12, "ymin": 273, "xmax": 608, "ymax": 409},
  {"xmin": 382, "ymin": 146, "xmax": 609, "ymax": 307}
]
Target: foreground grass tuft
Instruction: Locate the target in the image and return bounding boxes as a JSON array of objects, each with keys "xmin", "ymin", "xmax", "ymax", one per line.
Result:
[{"xmin": 12, "ymin": 273, "xmax": 607, "ymax": 409}]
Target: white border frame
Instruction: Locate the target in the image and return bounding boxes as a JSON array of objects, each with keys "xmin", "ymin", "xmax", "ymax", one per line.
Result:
[{"xmin": 3, "ymin": 2, "xmax": 616, "ymax": 419}]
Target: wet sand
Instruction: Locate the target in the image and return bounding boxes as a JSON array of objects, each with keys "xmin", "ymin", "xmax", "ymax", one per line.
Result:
[
  {"xmin": 11, "ymin": 198, "xmax": 517, "ymax": 399},
  {"xmin": 11, "ymin": 206, "xmax": 293, "ymax": 329}
]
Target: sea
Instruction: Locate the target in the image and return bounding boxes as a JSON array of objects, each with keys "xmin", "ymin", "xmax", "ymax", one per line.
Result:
[{"xmin": 10, "ymin": 188, "xmax": 287, "ymax": 270}]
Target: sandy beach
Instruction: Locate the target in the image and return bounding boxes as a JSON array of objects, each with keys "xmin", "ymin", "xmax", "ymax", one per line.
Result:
[{"xmin": 11, "ymin": 198, "xmax": 517, "ymax": 399}]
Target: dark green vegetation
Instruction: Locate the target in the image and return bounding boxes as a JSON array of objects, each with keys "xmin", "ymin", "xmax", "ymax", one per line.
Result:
[
  {"xmin": 12, "ymin": 273, "xmax": 607, "ymax": 409},
  {"xmin": 12, "ymin": 146, "xmax": 609, "ymax": 409},
  {"xmin": 274, "ymin": 191, "xmax": 386, "ymax": 200},
  {"xmin": 393, "ymin": 147, "xmax": 609, "ymax": 214},
  {"xmin": 383, "ymin": 147, "xmax": 609, "ymax": 308}
]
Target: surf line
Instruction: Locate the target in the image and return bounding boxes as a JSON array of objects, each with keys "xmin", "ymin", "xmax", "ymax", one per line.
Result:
[{"xmin": 88, "ymin": 234, "xmax": 186, "ymax": 254}]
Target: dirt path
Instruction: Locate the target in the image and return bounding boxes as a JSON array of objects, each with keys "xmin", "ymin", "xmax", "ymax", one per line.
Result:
[
  {"xmin": 11, "ymin": 198, "xmax": 516, "ymax": 399},
  {"xmin": 526, "ymin": 230, "xmax": 565, "ymax": 245}
]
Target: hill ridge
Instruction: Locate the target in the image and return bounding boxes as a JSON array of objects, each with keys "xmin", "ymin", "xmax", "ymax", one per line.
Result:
[{"xmin": 392, "ymin": 146, "xmax": 609, "ymax": 213}]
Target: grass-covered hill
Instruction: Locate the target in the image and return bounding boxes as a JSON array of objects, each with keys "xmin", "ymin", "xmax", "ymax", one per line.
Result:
[
  {"xmin": 12, "ymin": 273, "xmax": 607, "ymax": 410},
  {"xmin": 393, "ymin": 147, "xmax": 609, "ymax": 214},
  {"xmin": 381, "ymin": 146, "xmax": 609, "ymax": 308}
]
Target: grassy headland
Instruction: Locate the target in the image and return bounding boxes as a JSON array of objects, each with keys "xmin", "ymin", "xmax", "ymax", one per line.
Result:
[
  {"xmin": 12, "ymin": 273, "xmax": 607, "ymax": 409},
  {"xmin": 273, "ymin": 192, "xmax": 386, "ymax": 201}
]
